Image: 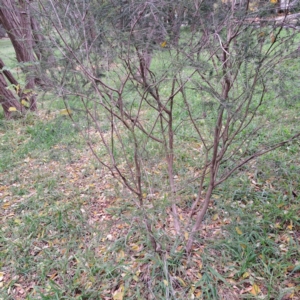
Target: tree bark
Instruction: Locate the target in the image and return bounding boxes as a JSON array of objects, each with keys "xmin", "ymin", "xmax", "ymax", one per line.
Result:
[
  {"xmin": 0, "ymin": 73, "xmax": 22, "ymax": 118},
  {"xmin": 0, "ymin": 57, "xmax": 25, "ymax": 118},
  {"xmin": 0, "ymin": 58, "xmax": 18, "ymax": 86},
  {"xmin": 0, "ymin": 0, "xmax": 37, "ymax": 111}
]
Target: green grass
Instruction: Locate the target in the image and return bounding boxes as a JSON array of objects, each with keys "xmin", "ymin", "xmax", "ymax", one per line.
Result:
[
  {"xmin": 0, "ymin": 106, "xmax": 299, "ymax": 300},
  {"xmin": 0, "ymin": 113, "xmax": 83, "ymax": 172},
  {"xmin": 0, "ymin": 31, "xmax": 300, "ymax": 300},
  {"xmin": 0, "ymin": 38, "xmax": 19, "ymax": 73}
]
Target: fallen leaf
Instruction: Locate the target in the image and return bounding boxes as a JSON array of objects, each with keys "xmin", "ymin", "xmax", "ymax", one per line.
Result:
[
  {"xmin": 8, "ymin": 107, "xmax": 17, "ymax": 112},
  {"xmin": 176, "ymin": 276, "xmax": 187, "ymax": 287},
  {"xmin": 161, "ymin": 41, "xmax": 167, "ymax": 48},
  {"xmin": 250, "ymin": 283, "xmax": 261, "ymax": 295},
  {"xmin": 2, "ymin": 202, "xmax": 11, "ymax": 209},
  {"xmin": 288, "ymin": 292, "xmax": 295, "ymax": 299},
  {"xmin": 59, "ymin": 109, "xmax": 72, "ymax": 116},
  {"xmin": 131, "ymin": 244, "xmax": 140, "ymax": 251},
  {"xmin": 286, "ymin": 265, "xmax": 295, "ymax": 272},
  {"xmin": 287, "ymin": 221, "xmax": 293, "ymax": 230},
  {"xmin": 235, "ymin": 227, "xmax": 243, "ymax": 235},
  {"xmin": 286, "ymin": 282, "xmax": 295, "ymax": 287},
  {"xmin": 113, "ymin": 284, "xmax": 124, "ymax": 300},
  {"xmin": 275, "ymin": 222, "xmax": 281, "ymax": 228},
  {"xmin": 212, "ymin": 214, "xmax": 218, "ymax": 221},
  {"xmin": 195, "ymin": 289, "xmax": 202, "ymax": 297},
  {"xmin": 47, "ymin": 272, "xmax": 58, "ymax": 280},
  {"xmin": 184, "ymin": 232, "xmax": 189, "ymax": 240},
  {"xmin": 0, "ymin": 186, "xmax": 7, "ymax": 192},
  {"xmin": 21, "ymin": 99, "xmax": 30, "ymax": 107}
]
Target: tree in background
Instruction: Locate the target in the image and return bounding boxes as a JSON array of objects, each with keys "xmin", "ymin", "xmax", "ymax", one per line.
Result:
[{"xmin": 0, "ymin": 0, "xmax": 55, "ymax": 117}]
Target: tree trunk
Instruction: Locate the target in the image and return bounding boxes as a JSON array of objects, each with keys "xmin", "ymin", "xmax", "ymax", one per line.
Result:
[
  {"xmin": 0, "ymin": 58, "xmax": 18, "ymax": 86},
  {"xmin": 0, "ymin": 0, "xmax": 37, "ymax": 111},
  {"xmin": 0, "ymin": 57, "xmax": 26, "ymax": 118},
  {"xmin": 0, "ymin": 73, "xmax": 22, "ymax": 118}
]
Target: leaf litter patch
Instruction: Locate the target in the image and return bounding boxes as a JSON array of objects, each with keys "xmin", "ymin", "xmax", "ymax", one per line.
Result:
[{"xmin": 1, "ymin": 127, "xmax": 299, "ymax": 299}]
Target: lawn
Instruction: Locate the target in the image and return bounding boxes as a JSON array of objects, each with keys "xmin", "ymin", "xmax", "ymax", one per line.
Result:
[
  {"xmin": 0, "ymin": 38, "xmax": 19, "ymax": 71},
  {"xmin": 0, "ymin": 35, "xmax": 299, "ymax": 299}
]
